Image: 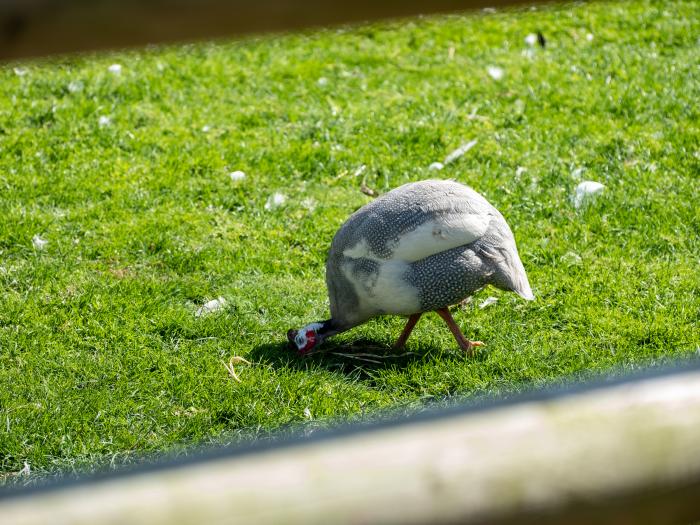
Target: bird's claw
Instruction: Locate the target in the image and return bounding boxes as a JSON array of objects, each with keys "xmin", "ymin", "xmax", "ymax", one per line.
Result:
[{"xmin": 461, "ymin": 340, "xmax": 485, "ymax": 356}]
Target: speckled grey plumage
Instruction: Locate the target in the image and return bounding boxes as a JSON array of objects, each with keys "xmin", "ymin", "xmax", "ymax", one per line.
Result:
[{"xmin": 325, "ymin": 179, "xmax": 532, "ymax": 329}]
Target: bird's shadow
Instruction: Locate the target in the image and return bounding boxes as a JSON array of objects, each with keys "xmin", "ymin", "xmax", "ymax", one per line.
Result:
[{"xmin": 248, "ymin": 337, "xmax": 490, "ymax": 379}]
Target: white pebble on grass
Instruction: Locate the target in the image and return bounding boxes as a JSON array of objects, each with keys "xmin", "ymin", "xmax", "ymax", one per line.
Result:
[
  {"xmin": 108, "ymin": 64, "xmax": 122, "ymax": 74},
  {"xmin": 98, "ymin": 116, "xmax": 111, "ymax": 127},
  {"xmin": 479, "ymin": 296, "xmax": 499, "ymax": 309},
  {"xmin": 428, "ymin": 162, "xmax": 444, "ymax": 171},
  {"xmin": 196, "ymin": 297, "xmax": 227, "ymax": 317},
  {"xmin": 265, "ymin": 192, "xmax": 286, "ymax": 210},
  {"xmin": 229, "ymin": 170, "xmax": 246, "ymax": 182},
  {"xmin": 525, "ymin": 33, "xmax": 538, "ymax": 46},
  {"xmin": 32, "ymin": 235, "xmax": 48, "ymax": 250},
  {"xmin": 573, "ymin": 181, "xmax": 605, "ymax": 209},
  {"xmin": 68, "ymin": 81, "xmax": 84, "ymax": 93},
  {"xmin": 487, "ymin": 66, "xmax": 504, "ymax": 80},
  {"xmin": 444, "ymin": 140, "xmax": 477, "ymax": 164}
]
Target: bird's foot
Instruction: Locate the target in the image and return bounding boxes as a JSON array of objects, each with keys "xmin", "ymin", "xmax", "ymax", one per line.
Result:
[
  {"xmin": 455, "ymin": 339, "xmax": 485, "ymax": 356},
  {"xmin": 435, "ymin": 308, "xmax": 485, "ymax": 356},
  {"xmin": 464, "ymin": 340, "xmax": 485, "ymax": 355}
]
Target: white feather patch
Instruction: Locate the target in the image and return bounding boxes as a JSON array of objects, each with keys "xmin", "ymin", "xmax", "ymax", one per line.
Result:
[
  {"xmin": 370, "ymin": 261, "xmax": 420, "ymax": 314},
  {"xmin": 343, "ymin": 238, "xmax": 372, "ymax": 259},
  {"xmin": 342, "ymin": 260, "xmax": 420, "ymax": 317},
  {"xmin": 390, "ymin": 214, "xmax": 489, "ymax": 262},
  {"xmin": 343, "ymin": 213, "xmax": 489, "ymax": 263}
]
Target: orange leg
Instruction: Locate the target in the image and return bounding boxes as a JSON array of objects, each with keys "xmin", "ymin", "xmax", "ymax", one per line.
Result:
[
  {"xmin": 435, "ymin": 308, "xmax": 484, "ymax": 356},
  {"xmin": 393, "ymin": 313, "xmax": 422, "ymax": 349}
]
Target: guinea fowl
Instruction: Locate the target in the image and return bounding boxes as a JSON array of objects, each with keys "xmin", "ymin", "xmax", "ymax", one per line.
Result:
[{"xmin": 287, "ymin": 179, "xmax": 533, "ymax": 355}]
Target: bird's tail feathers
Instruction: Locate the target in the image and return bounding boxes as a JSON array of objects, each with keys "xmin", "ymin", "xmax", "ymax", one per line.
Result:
[
  {"xmin": 503, "ymin": 244, "xmax": 534, "ymax": 300},
  {"xmin": 480, "ymin": 234, "xmax": 534, "ymax": 301},
  {"xmin": 512, "ymin": 269, "xmax": 534, "ymax": 300}
]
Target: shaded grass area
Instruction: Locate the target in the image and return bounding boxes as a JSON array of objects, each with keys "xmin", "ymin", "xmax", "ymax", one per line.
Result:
[{"xmin": 1, "ymin": 0, "xmax": 699, "ymax": 480}]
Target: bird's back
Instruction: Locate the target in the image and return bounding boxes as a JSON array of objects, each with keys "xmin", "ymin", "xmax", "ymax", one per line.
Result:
[{"xmin": 329, "ymin": 180, "xmax": 495, "ymax": 261}]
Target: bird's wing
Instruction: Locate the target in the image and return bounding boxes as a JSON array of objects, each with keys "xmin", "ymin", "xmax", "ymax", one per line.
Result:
[
  {"xmin": 387, "ymin": 209, "xmax": 491, "ymax": 262},
  {"xmin": 341, "ymin": 181, "xmax": 495, "ymax": 263}
]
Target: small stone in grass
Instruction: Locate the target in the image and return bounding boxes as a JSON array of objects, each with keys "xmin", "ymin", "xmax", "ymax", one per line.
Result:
[
  {"xmin": 479, "ymin": 296, "xmax": 498, "ymax": 309},
  {"xmin": 573, "ymin": 181, "xmax": 605, "ymax": 209},
  {"xmin": 229, "ymin": 170, "xmax": 246, "ymax": 182},
  {"xmin": 108, "ymin": 64, "xmax": 122, "ymax": 74},
  {"xmin": 487, "ymin": 66, "xmax": 504, "ymax": 80},
  {"xmin": 196, "ymin": 296, "xmax": 226, "ymax": 317},
  {"xmin": 265, "ymin": 192, "xmax": 287, "ymax": 210},
  {"xmin": 32, "ymin": 235, "xmax": 48, "ymax": 250},
  {"xmin": 428, "ymin": 162, "xmax": 444, "ymax": 171},
  {"xmin": 68, "ymin": 81, "xmax": 84, "ymax": 93}
]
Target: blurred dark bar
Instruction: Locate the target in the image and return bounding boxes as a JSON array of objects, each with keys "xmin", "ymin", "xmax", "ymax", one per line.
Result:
[{"xmin": 0, "ymin": 0, "xmax": 547, "ymax": 61}]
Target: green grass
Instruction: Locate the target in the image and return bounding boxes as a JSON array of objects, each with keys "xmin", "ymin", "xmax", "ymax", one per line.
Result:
[{"xmin": 1, "ymin": 0, "xmax": 699, "ymax": 481}]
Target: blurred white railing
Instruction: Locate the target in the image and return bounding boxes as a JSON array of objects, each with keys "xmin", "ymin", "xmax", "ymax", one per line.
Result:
[{"xmin": 2, "ymin": 365, "xmax": 700, "ymax": 524}]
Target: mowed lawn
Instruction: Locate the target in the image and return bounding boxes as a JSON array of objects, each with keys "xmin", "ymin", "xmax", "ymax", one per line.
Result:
[{"xmin": 1, "ymin": 0, "xmax": 699, "ymax": 480}]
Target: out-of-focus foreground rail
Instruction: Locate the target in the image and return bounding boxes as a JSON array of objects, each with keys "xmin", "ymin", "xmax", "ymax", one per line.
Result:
[
  {"xmin": 2, "ymin": 365, "xmax": 700, "ymax": 525},
  {"xmin": 0, "ymin": 0, "xmax": 555, "ymax": 60}
]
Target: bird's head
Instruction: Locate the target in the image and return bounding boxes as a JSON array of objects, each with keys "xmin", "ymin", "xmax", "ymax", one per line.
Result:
[{"xmin": 287, "ymin": 322, "xmax": 324, "ymax": 355}]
